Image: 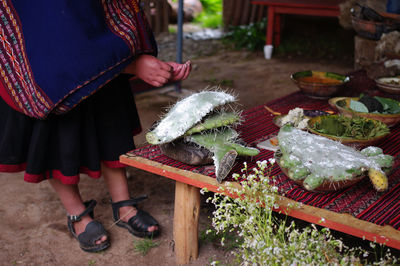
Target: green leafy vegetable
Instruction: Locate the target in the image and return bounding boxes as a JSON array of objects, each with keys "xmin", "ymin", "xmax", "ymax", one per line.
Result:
[
  {"xmin": 311, "ymin": 115, "xmax": 389, "ymax": 139},
  {"xmin": 374, "ymin": 96, "xmax": 400, "ymax": 114},
  {"xmin": 350, "ymin": 100, "xmax": 369, "ymax": 113},
  {"xmin": 359, "ymin": 96, "xmax": 383, "ymax": 113},
  {"xmin": 349, "ymin": 96, "xmax": 400, "ymax": 114}
]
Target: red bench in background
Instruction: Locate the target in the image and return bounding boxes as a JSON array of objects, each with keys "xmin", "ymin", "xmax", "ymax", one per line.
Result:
[{"xmin": 251, "ymin": 0, "xmax": 344, "ymax": 58}]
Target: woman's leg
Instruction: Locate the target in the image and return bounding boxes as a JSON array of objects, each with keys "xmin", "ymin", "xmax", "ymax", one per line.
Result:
[
  {"xmin": 101, "ymin": 164, "xmax": 158, "ymax": 233},
  {"xmin": 48, "ymin": 179, "xmax": 107, "ymax": 244}
]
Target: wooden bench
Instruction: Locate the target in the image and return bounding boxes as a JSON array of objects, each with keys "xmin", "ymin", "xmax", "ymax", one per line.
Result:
[
  {"xmin": 251, "ymin": 0, "xmax": 344, "ymax": 55},
  {"xmin": 121, "ymin": 91, "xmax": 400, "ymax": 264}
]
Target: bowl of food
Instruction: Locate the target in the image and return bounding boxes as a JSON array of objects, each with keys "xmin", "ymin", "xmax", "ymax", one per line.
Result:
[
  {"xmin": 375, "ymin": 76, "xmax": 400, "ymax": 94},
  {"xmin": 291, "ymin": 71, "xmax": 349, "ymax": 99},
  {"xmin": 329, "ymin": 96, "xmax": 400, "ymax": 127},
  {"xmin": 307, "ymin": 114, "xmax": 390, "ymax": 149}
]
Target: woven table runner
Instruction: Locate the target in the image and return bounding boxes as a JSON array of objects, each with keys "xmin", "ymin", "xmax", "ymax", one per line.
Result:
[{"xmin": 132, "ymin": 92, "xmax": 400, "ymax": 230}]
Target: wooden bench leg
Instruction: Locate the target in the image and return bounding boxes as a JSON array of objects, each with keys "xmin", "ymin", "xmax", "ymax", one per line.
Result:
[
  {"xmin": 266, "ymin": 6, "xmax": 275, "ymax": 45},
  {"xmin": 173, "ymin": 181, "xmax": 200, "ymax": 265}
]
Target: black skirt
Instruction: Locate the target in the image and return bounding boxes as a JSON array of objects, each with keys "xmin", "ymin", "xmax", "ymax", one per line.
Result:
[{"xmin": 0, "ymin": 74, "xmax": 141, "ymax": 184}]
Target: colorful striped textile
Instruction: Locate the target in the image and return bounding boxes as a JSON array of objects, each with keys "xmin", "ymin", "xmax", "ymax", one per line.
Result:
[
  {"xmin": 131, "ymin": 91, "xmax": 400, "ymax": 230},
  {"xmin": 0, "ymin": 0, "xmax": 156, "ymax": 119}
]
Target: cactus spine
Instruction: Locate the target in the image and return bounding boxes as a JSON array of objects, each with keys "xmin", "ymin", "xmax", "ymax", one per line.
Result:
[
  {"xmin": 146, "ymin": 91, "xmax": 236, "ymax": 145},
  {"xmin": 187, "ymin": 128, "xmax": 260, "ymax": 182},
  {"xmin": 185, "ymin": 112, "xmax": 240, "ymax": 135}
]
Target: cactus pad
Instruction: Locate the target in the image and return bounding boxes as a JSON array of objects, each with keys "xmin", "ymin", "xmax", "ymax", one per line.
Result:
[
  {"xmin": 146, "ymin": 91, "xmax": 236, "ymax": 145},
  {"xmin": 276, "ymin": 126, "xmax": 393, "ymax": 192},
  {"xmin": 147, "ymin": 90, "xmax": 259, "ymax": 183}
]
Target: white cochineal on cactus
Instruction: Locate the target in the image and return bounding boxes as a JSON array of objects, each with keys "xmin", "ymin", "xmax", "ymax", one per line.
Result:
[
  {"xmin": 146, "ymin": 91, "xmax": 236, "ymax": 145},
  {"xmin": 277, "ymin": 126, "xmax": 391, "ymax": 191},
  {"xmin": 278, "ymin": 127, "xmax": 382, "ymax": 178}
]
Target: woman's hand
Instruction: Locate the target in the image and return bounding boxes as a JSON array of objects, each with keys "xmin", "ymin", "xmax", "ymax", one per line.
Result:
[
  {"xmin": 124, "ymin": 55, "xmax": 192, "ymax": 87},
  {"xmin": 124, "ymin": 55, "xmax": 172, "ymax": 87},
  {"xmin": 166, "ymin": 60, "xmax": 192, "ymax": 82}
]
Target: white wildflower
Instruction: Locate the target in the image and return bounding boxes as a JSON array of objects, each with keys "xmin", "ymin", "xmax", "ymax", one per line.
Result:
[{"xmin": 268, "ymin": 158, "xmax": 276, "ymax": 165}]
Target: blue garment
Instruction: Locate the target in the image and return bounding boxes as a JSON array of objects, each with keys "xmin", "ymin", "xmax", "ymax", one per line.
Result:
[
  {"xmin": 387, "ymin": 0, "xmax": 400, "ymax": 14},
  {"xmin": 0, "ymin": 0, "xmax": 157, "ymax": 118}
]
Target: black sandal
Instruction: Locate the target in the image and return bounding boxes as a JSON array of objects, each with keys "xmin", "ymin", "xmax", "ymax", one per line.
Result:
[
  {"xmin": 67, "ymin": 200, "xmax": 110, "ymax": 253},
  {"xmin": 111, "ymin": 195, "xmax": 160, "ymax": 238}
]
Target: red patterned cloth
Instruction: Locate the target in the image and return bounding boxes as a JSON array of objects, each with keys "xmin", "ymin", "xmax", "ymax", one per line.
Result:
[{"xmin": 131, "ymin": 92, "xmax": 400, "ymax": 229}]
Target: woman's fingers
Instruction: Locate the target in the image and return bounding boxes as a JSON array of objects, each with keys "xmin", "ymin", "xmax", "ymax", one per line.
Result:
[
  {"xmin": 130, "ymin": 57, "xmax": 191, "ymax": 86},
  {"xmin": 159, "ymin": 61, "xmax": 173, "ymax": 72},
  {"xmin": 166, "ymin": 60, "xmax": 192, "ymax": 81},
  {"xmin": 181, "ymin": 61, "xmax": 191, "ymax": 80},
  {"xmin": 154, "ymin": 75, "xmax": 169, "ymax": 85},
  {"xmin": 148, "ymin": 80, "xmax": 163, "ymax": 87},
  {"xmin": 157, "ymin": 68, "xmax": 173, "ymax": 80},
  {"xmin": 172, "ymin": 65, "xmax": 186, "ymax": 80}
]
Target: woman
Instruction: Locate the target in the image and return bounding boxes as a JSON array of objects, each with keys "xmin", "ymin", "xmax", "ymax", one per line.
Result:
[{"xmin": 0, "ymin": 0, "xmax": 191, "ymax": 252}]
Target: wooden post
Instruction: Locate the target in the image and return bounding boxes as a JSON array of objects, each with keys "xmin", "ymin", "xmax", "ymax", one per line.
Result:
[
  {"xmin": 241, "ymin": 0, "xmax": 252, "ymax": 25},
  {"xmin": 266, "ymin": 6, "xmax": 275, "ymax": 45},
  {"xmin": 173, "ymin": 182, "xmax": 201, "ymax": 265}
]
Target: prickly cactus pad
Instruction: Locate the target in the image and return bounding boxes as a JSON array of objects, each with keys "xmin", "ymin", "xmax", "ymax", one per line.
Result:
[
  {"xmin": 185, "ymin": 112, "xmax": 240, "ymax": 135},
  {"xmin": 146, "ymin": 91, "xmax": 236, "ymax": 145},
  {"xmin": 277, "ymin": 126, "xmax": 392, "ymax": 191},
  {"xmin": 187, "ymin": 128, "xmax": 260, "ymax": 182}
]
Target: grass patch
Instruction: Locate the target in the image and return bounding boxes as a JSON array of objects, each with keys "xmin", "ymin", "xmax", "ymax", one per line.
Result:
[{"xmin": 133, "ymin": 238, "xmax": 160, "ymax": 256}]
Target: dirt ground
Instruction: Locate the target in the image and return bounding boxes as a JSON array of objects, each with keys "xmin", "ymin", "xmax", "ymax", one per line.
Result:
[{"xmin": 0, "ymin": 33, "xmax": 355, "ymax": 265}]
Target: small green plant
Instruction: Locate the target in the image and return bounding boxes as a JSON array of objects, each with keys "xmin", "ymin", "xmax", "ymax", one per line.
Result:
[
  {"xmin": 223, "ymin": 19, "xmax": 267, "ymax": 51},
  {"xmin": 87, "ymin": 260, "xmax": 96, "ymax": 266},
  {"xmin": 204, "ymin": 160, "xmax": 399, "ymax": 265},
  {"xmin": 133, "ymin": 238, "xmax": 159, "ymax": 256},
  {"xmin": 194, "ymin": 0, "xmax": 223, "ymax": 28},
  {"xmin": 168, "ymin": 25, "xmax": 177, "ymax": 34}
]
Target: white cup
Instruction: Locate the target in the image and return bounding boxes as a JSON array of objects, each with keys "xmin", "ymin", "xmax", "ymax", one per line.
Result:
[{"xmin": 264, "ymin": 45, "xmax": 273, "ymax": 60}]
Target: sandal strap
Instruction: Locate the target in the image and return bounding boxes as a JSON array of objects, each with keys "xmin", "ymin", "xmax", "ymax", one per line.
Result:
[
  {"xmin": 111, "ymin": 195, "xmax": 148, "ymax": 221},
  {"xmin": 68, "ymin": 200, "xmax": 97, "ymax": 223}
]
